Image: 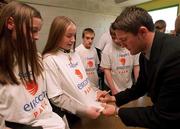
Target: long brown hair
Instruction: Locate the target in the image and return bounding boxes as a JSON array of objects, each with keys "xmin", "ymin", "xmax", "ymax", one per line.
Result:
[
  {"xmin": 42, "ymin": 16, "xmax": 76, "ymax": 55},
  {"xmin": 0, "ymin": 1, "xmax": 43, "ymax": 85}
]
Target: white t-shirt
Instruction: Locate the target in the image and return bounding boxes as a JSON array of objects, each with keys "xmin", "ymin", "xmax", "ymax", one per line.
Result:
[
  {"xmin": 44, "ymin": 53, "xmax": 84, "ymax": 115},
  {"xmin": 101, "ymin": 42, "xmax": 139, "ymax": 91},
  {"xmin": 95, "ymin": 31, "xmax": 112, "ymax": 51},
  {"xmin": 0, "ymin": 65, "xmax": 65, "ymax": 129},
  {"xmin": 43, "ymin": 51, "xmax": 103, "ymax": 112},
  {"xmin": 76, "ymin": 44, "xmax": 99, "ymax": 88}
]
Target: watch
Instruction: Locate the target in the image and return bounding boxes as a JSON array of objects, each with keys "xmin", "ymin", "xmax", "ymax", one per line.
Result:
[{"xmin": 115, "ymin": 106, "xmax": 120, "ymax": 117}]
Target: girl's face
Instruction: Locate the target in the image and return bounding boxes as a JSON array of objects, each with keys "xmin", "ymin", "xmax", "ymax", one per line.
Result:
[
  {"xmin": 59, "ymin": 23, "xmax": 76, "ymax": 50},
  {"xmin": 9, "ymin": 17, "xmax": 42, "ymax": 41},
  {"xmin": 31, "ymin": 17, "xmax": 42, "ymax": 41}
]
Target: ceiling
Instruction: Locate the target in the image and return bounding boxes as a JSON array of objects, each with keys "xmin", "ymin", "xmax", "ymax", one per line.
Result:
[{"xmin": 17, "ymin": 0, "xmax": 151, "ymax": 15}]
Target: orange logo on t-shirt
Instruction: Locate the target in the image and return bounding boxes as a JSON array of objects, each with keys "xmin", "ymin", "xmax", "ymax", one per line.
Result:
[
  {"xmin": 75, "ymin": 69, "xmax": 83, "ymax": 79},
  {"xmin": 25, "ymin": 81, "xmax": 38, "ymax": 96},
  {"xmin": 119, "ymin": 57, "xmax": 126, "ymax": 65},
  {"xmin": 87, "ymin": 60, "xmax": 93, "ymax": 68}
]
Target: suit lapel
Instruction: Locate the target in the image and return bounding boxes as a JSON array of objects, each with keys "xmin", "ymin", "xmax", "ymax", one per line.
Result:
[{"xmin": 147, "ymin": 32, "xmax": 166, "ymax": 99}]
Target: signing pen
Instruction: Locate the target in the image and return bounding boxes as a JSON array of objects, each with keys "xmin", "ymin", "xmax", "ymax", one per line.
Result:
[{"xmin": 104, "ymin": 90, "xmax": 111, "ymax": 96}]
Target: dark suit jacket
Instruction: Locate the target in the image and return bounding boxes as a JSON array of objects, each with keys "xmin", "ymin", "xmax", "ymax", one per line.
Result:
[{"xmin": 115, "ymin": 32, "xmax": 180, "ymax": 129}]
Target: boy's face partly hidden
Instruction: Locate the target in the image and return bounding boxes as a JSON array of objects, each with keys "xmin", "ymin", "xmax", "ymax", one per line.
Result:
[{"xmin": 111, "ymin": 33, "xmax": 122, "ymax": 47}]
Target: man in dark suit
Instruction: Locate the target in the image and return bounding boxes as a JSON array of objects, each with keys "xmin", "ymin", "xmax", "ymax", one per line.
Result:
[
  {"xmin": 175, "ymin": 15, "xmax": 180, "ymax": 36},
  {"xmin": 99, "ymin": 6, "xmax": 180, "ymax": 129}
]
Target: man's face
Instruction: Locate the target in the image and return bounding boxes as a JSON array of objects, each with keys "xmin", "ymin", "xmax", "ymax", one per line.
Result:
[
  {"xmin": 115, "ymin": 29, "xmax": 145, "ymax": 55},
  {"xmin": 83, "ymin": 32, "xmax": 95, "ymax": 49}
]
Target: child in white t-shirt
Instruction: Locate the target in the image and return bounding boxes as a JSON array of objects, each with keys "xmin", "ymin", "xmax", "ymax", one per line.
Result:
[
  {"xmin": 42, "ymin": 16, "xmax": 112, "ymax": 127},
  {"xmin": 101, "ymin": 24, "xmax": 140, "ymax": 95},
  {"xmin": 76, "ymin": 28, "xmax": 99, "ymax": 88},
  {"xmin": 0, "ymin": 2, "xmax": 65, "ymax": 129}
]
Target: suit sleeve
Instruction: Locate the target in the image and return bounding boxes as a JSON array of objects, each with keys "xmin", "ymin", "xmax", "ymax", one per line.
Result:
[{"xmin": 154, "ymin": 50, "xmax": 180, "ymax": 120}]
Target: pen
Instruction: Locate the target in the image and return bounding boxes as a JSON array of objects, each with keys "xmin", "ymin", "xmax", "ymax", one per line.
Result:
[{"xmin": 104, "ymin": 90, "xmax": 111, "ymax": 96}]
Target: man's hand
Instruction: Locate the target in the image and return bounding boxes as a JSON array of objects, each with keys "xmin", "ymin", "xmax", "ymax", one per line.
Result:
[
  {"xmin": 101, "ymin": 103, "xmax": 116, "ymax": 116},
  {"xmin": 96, "ymin": 90, "xmax": 116, "ymax": 103}
]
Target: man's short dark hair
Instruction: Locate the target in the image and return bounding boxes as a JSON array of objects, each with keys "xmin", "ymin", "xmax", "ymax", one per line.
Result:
[{"xmin": 112, "ymin": 6, "xmax": 154, "ymax": 35}]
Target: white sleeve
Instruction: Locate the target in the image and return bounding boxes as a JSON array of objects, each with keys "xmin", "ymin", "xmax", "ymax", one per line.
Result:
[
  {"xmin": 133, "ymin": 53, "xmax": 140, "ymax": 66},
  {"xmin": 0, "ymin": 85, "xmax": 6, "ymax": 129},
  {"xmin": 43, "ymin": 57, "xmax": 63, "ymax": 98},
  {"xmin": 100, "ymin": 46, "xmax": 111, "ymax": 69},
  {"xmin": 0, "ymin": 116, "xmax": 5, "ymax": 129},
  {"xmin": 50, "ymin": 94, "xmax": 86, "ymax": 115}
]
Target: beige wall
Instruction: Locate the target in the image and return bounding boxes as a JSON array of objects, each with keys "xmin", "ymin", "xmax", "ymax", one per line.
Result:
[{"xmin": 24, "ymin": 3, "xmax": 117, "ymax": 52}]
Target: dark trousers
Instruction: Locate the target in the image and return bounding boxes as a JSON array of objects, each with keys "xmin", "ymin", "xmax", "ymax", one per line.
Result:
[
  {"xmin": 5, "ymin": 121, "xmax": 43, "ymax": 129},
  {"xmin": 119, "ymin": 106, "xmax": 179, "ymax": 129},
  {"xmin": 50, "ymin": 100, "xmax": 81, "ymax": 128},
  {"xmin": 65, "ymin": 111, "xmax": 81, "ymax": 128}
]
